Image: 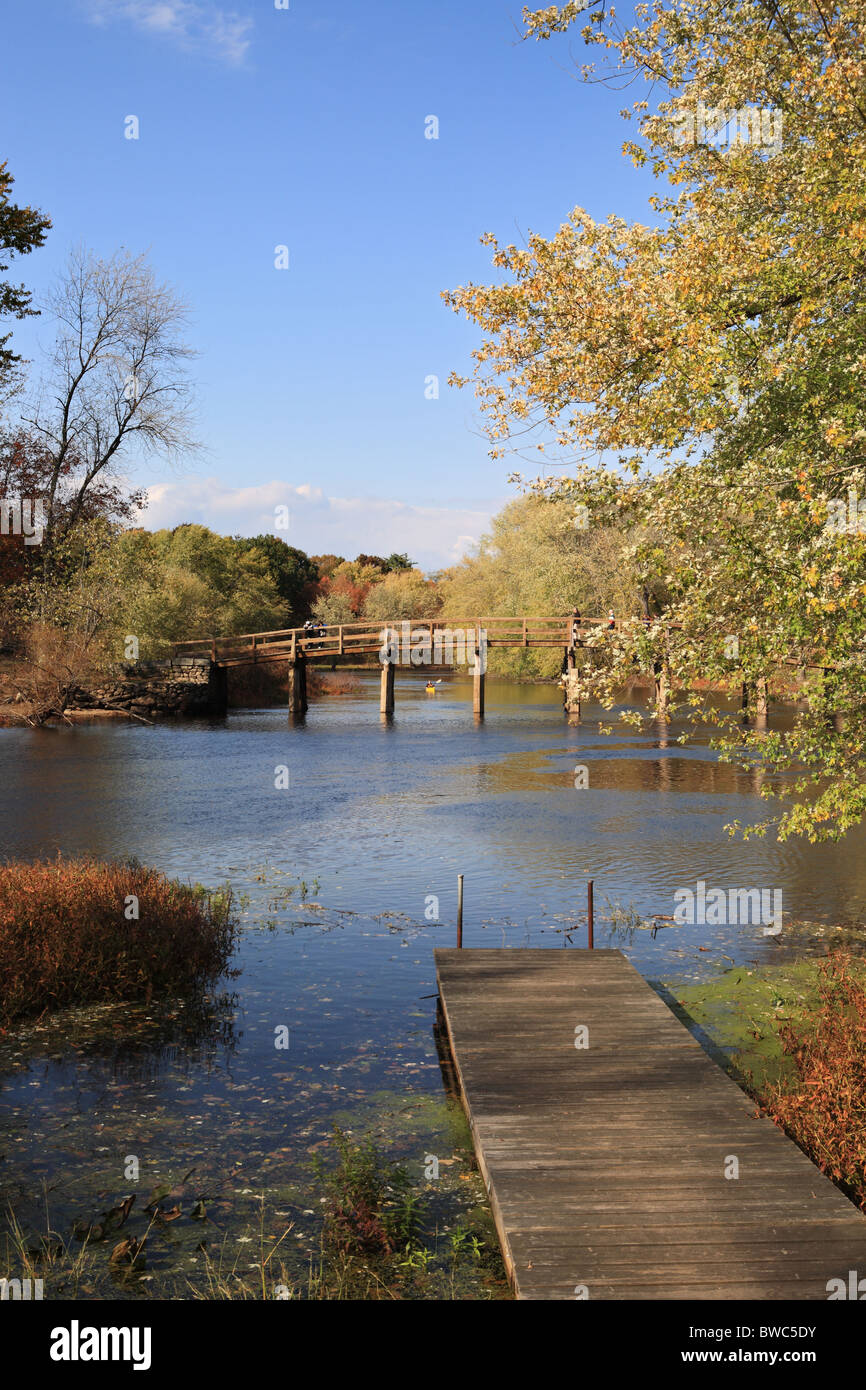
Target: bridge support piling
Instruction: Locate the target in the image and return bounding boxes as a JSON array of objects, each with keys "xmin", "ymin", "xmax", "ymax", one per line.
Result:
[
  {"xmin": 473, "ymin": 652, "xmax": 485, "ymax": 721},
  {"xmin": 562, "ymin": 669, "xmax": 581, "ymax": 721},
  {"xmin": 208, "ymin": 662, "xmax": 228, "ymax": 717},
  {"xmin": 380, "ymin": 660, "xmax": 395, "ymax": 717},
  {"xmin": 653, "ymin": 661, "xmax": 669, "ymax": 719},
  {"xmin": 288, "ymin": 657, "xmax": 307, "ymax": 721},
  {"xmin": 742, "ymin": 678, "xmax": 768, "ymax": 724}
]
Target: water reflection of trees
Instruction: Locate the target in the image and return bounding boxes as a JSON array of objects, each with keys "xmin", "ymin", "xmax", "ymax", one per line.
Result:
[{"xmin": 0, "ymin": 990, "xmax": 242, "ymax": 1092}]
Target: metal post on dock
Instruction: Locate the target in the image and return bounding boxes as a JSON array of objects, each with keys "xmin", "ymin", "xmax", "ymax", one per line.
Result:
[
  {"xmin": 587, "ymin": 879, "xmax": 594, "ymax": 950},
  {"xmin": 457, "ymin": 874, "xmax": 464, "ymax": 948}
]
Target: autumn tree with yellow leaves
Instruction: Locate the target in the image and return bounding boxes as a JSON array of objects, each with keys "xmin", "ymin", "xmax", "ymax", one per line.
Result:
[{"xmin": 445, "ymin": 0, "xmax": 866, "ymax": 841}]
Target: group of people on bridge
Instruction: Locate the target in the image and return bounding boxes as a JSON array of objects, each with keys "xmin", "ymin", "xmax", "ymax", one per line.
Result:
[{"xmin": 302, "ymin": 619, "xmax": 328, "ymax": 644}]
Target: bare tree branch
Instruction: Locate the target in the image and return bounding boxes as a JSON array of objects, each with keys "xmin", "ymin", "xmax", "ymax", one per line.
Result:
[{"xmin": 21, "ymin": 245, "xmax": 199, "ymax": 545}]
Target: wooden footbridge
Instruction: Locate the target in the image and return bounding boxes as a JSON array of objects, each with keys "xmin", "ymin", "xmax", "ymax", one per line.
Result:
[
  {"xmin": 169, "ymin": 614, "xmax": 668, "ymax": 720},
  {"xmin": 435, "ymin": 949, "xmax": 866, "ymax": 1300},
  {"xmin": 171, "ymin": 616, "xmax": 591, "ymax": 720},
  {"xmin": 169, "ymin": 612, "xmax": 819, "ymax": 722},
  {"xmin": 170, "ymin": 615, "xmax": 580, "ymax": 665}
]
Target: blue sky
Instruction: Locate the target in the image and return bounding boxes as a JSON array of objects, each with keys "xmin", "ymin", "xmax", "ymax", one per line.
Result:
[{"xmin": 1, "ymin": 0, "xmax": 654, "ymax": 569}]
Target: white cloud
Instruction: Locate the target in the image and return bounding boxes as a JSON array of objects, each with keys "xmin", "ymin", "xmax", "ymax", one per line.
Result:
[
  {"xmin": 83, "ymin": 1, "xmax": 253, "ymax": 66},
  {"xmin": 139, "ymin": 476, "xmax": 497, "ymax": 570}
]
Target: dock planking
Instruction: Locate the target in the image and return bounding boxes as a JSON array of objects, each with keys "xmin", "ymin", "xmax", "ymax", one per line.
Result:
[{"xmin": 434, "ymin": 948, "xmax": 866, "ymax": 1300}]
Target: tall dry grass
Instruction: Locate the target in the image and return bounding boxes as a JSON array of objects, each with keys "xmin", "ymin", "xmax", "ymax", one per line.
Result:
[{"xmin": 0, "ymin": 856, "xmax": 236, "ymax": 1027}]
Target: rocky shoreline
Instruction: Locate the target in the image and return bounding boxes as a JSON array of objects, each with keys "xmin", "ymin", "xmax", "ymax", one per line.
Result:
[{"xmin": 0, "ymin": 659, "xmax": 227, "ymax": 725}]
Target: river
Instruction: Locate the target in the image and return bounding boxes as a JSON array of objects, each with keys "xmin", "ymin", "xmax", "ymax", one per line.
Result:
[{"xmin": 1, "ymin": 673, "xmax": 864, "ymax": 1297}]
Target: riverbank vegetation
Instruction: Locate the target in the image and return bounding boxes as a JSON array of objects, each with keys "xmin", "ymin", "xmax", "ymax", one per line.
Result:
[
  {"xmin": 1, "ymin": 1118, "xmax": 507, "ymax": 1301},
  {"xmin": 0, "ymin": 857, "xmax": 236, "ymax": 1027},
  {"xmin": 671, "ymin": 951, "xmax": 866, "ymax": 1210}
]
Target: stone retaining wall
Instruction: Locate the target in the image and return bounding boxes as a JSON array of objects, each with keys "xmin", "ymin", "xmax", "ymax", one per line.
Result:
[{"xmin": 65, "ymin": 660, "xmax": 226, "ymax": 720}]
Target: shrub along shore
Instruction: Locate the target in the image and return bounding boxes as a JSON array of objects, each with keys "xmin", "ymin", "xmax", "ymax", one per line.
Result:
[
  {"xmin": 0, "ymin": 857, "xmax": 236, "ymax": 1028},
  {"xmin": 670, "ymin": 951, "xmax": 866, "ymax": 1212}
]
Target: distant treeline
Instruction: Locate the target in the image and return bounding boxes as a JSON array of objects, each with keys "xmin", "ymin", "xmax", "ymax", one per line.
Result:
[{"xmin": 0, "ymin": 493, "xmax": 640, "ymax": 692}]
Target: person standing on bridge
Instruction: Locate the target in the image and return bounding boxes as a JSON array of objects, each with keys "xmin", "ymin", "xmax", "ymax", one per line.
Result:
[
  {"xmin": 608, "ymin": 609, "xmax": 616, "ymax": 630},
  {"xmin": 571, "ymin": 607, "xmax": 581, "ymax": 650}
]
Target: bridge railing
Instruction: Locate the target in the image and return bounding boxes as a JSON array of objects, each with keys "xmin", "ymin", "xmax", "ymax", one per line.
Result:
[{"xmin": 169, "ymin": 615, "xmax": 657, "ymax": 665}]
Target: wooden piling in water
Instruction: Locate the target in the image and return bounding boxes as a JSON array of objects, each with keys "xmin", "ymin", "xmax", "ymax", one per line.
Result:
[
  {"xmin": 380, "ymin": 660, "xmax": 395, "ymax": 716},
  {"xmin": 819, "ymin": 668, "xmax": 844, "ymax": 730},
  {"xmin": 473, "ymin": 635, "xmax": 485, "ymax": 719},
  {"xmin": 208, "ymin": 662, "xmax": 228, "ymax": 716},
  {"xmin": 652, "ymin": 661, "xmax": 669, "ymax": 718},
  {"xmin": 563, "ymin": 668, "xmax": 581, "ymax": 720},
  {"xmin": 742, "ymin": 678, "xmax": 769, "ymax": 722},
  {"xmin": 288, "ymin": 656, "xmax": 307, "ymax": 720}
]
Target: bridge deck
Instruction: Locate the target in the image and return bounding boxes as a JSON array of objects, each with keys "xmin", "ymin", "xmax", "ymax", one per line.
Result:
[
  {"xmin": 170, "ymin": 616, "xmax": 580, "ymax": 666},
  {"xmin": 434, "ymin": 948, "xmax": 866, "ymax": 1300},
  {"xmin": 169, "ymin": 615, "xmax": 829, "ymax": 674}
]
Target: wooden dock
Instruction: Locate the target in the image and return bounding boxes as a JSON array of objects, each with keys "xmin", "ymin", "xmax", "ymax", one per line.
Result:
[{"xmin": 435, "ymin": 948, "xmax": 866, "ymax": 1300}]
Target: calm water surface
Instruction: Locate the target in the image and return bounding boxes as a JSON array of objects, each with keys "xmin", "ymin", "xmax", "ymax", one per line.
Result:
[{"xmin": 1, "ymin": 674, "xmax": 864, "ymax": 1295}]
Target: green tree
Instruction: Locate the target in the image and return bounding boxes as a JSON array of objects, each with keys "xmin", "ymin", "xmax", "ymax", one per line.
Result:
[
  {"xmin": 311, "ymin": 588, "xmax": 358, "ymax": 626},
  {"xmin": 0, "ymin": 162, "xmax": 50, "ymax": 400},
  {"xmin": 440, "ymin": 495, "xmax": 634, "ymax": 676},
  {"xmin": 233, "ymin": 535, "xmax": 318, "ymax": 616},
  {"xmin": 113, "ymin": 525, "xmax": 288, "ymax": 654},
  {"xmin": 384, "ymin": 552, "xmax": 414, "ymax": 572}
]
